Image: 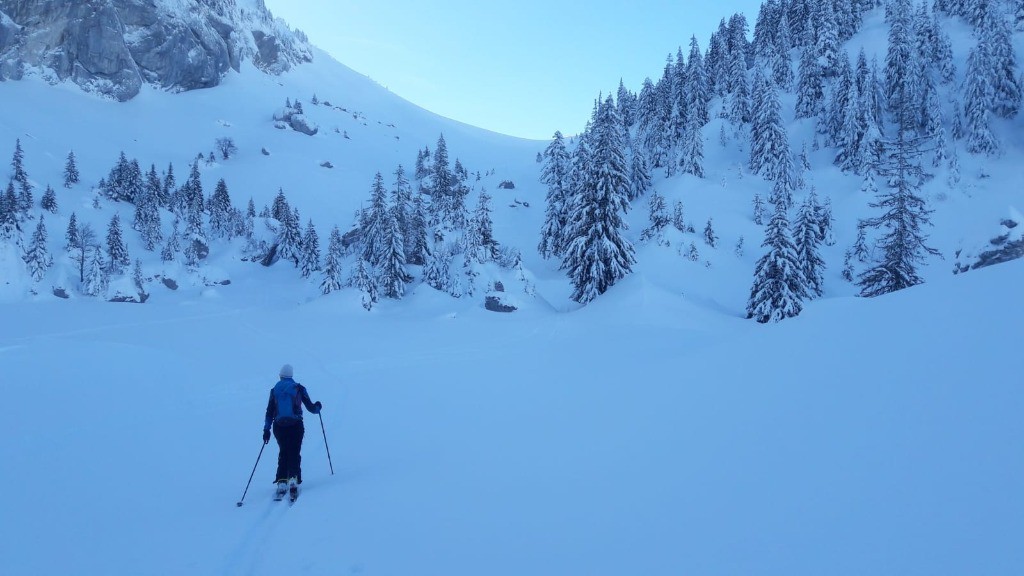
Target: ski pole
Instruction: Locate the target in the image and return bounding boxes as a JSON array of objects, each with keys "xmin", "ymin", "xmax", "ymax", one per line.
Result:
[
  {"xmin": 319, "ymin": 412, "xmax": 334, "ymax": 475},
  {"xmin": 236, "ymin": 441, "xmax": 266, "ymax": 507}
]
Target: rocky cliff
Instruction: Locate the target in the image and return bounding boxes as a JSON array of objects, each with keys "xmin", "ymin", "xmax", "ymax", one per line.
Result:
[{"xmin": 0, "ymin": 0, "xmax": 311, "ymax": 100}]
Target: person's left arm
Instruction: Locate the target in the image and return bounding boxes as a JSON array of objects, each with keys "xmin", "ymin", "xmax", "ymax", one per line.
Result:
[{"xmin": 298, "ymin": 384, "xmax": 322, "ymax": 414}]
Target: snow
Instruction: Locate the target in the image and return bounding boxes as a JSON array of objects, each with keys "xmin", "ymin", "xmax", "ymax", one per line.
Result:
[{"xmin": 0, "ymin": 4, "xmax": 1022, "ymax": 576}]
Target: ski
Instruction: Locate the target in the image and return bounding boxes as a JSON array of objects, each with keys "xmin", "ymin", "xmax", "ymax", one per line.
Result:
[
  {"xmin": 288, "ymin": 485, "xmax": 299, "ymax": 503},
  {"xmin": 273, "ymin": 483, "xmax": 287, "ymax": 502}
]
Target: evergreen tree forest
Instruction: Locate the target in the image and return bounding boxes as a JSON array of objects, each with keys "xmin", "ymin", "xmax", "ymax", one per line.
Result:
[{"xmin": 536, "ymin": 0, "xmax": 1021, "ymax": 318}]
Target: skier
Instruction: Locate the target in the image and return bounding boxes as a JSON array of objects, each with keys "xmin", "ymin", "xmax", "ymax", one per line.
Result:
[{"xmin": 263, "ymin": 364, "xmax": 322, "ymax": 500}]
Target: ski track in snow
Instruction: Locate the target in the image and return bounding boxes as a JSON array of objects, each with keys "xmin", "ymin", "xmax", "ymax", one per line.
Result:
[{"xmin": 225, "ymin": 496, "xmax": 290, "ymax": 576}]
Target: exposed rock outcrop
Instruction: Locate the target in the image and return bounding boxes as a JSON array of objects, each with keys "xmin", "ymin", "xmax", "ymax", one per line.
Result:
[
  {"xmin": 954, "ymin": 213, "xmax": 1024, "ymax": 274},
  {"xmin": 0, "ymin": 0, "xmax": 311, "ymax": 100}
]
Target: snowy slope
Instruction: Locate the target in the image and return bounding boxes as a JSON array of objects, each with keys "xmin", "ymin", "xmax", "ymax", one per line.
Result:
[
  {"xmin": 0, "ymin": 256, "xmax": 1021, "ymax": 576},
  {"xmin": 0, "ymin": 3, "xmax": 1022, "ymax": 576}
]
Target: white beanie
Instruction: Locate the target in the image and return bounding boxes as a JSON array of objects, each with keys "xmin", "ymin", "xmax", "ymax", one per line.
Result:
[{"xmin": 279, "ymin": 364, "xmax": 293, "ymax": 379}]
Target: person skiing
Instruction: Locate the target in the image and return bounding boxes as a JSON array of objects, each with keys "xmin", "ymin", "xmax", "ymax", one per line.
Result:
[{"xmin": 263, "ymin": 364, "xmax": 322, "ymax": 500}]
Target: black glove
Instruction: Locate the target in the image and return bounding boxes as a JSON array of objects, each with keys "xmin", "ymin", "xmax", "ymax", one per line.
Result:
[
  {"xmin": 263, "ymin": 429, "xmax": 271, "ymax": 444},
  {"xmin": 314, "ymin": 401, "xmax": 322, "ymax": 413}
]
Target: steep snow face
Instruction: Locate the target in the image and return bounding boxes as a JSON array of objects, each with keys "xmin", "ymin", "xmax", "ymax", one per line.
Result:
[{"xmin": 0, "ymin": 0, "xmax": 311, "ymax": 99}]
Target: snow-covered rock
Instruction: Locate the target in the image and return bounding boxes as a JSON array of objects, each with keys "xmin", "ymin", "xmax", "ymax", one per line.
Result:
[{"xmin": 0, "ymin": 0, "xmax": 311, "ymax": 100}]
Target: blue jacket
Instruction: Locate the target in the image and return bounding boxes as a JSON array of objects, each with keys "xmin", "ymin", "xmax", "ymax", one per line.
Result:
[{"xmin": 264, "ymin": 378, "xmax": 319, "ymax": 431}]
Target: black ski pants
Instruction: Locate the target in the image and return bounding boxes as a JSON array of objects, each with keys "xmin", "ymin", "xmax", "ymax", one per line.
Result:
[{"xmin": 273, "ymin": 418, "xmax": 305, "ymax": 483}]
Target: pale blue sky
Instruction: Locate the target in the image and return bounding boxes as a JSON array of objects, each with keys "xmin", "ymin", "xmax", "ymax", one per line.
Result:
[{"xmin": 262, "ymin": 1, "xmax": 766, "ymax": 140}]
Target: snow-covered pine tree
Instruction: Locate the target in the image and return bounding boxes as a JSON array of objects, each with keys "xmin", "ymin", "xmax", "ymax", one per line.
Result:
[
  {"xmin": 10, "ymin": 139, "xmax": 29, "ymax": 194},
  {"xmin": 640, "ymin": 189, "xmax": 669, "ymax": 241},
  {"xmin": 629, "ymin": 145, "xmax": 652, "ymax": 201},
  {"xmin": 298, "ymin": 220, "xmax": 321, "ymax": 279},
  {"xmin": 753, "ymin": 193, "xmax": 767, "ymax": 225},
  {"xmin": 132, "ymin": 259, "xmax": 145, "ymax": 294},
  {"xmin": 818, "ymin": 194, "xmax": 836, "ymax": 246},
  {"xmin": 103, "ymin": 152, "xmax": 130, "ymax": 202},
  {"xmin": 15, "ymin": 178, "xmax": 32, "ymax": 221},
  {"xmin": 471, "ymin": 188, "xmax": 497, "ymax": 261},
  {"xmin": 271, "ymin": 188, "xmax": 291, "ymax": 223},
  {"xmin": 704, "ymin": 218, "xmax": 718, "ymax": 248},
  {"xmin": 450, "ymin": 158, "xmax": 470, "ymax": 230},
  {"xmin": 686, "ymin": 35, "xmax": 711, "ymax": 129},
  {"xmin": 687, "ymin": 241, "xmax": 700, "ymax": 261},
  {"xmin": 391, "ymin": 164, "xmax": 414, "ymax": 263},
  {"xmin": 772, "ymin": 9, "xmax": 795, "ymax": 90},
  {"xmin": 746, "ymin": 200, "xmax": 805, "ymax": 323},
  {"xmin": 134, "ymin": 167, "xmax": 163, "ymax": 251},
  {"xmin": 562, "ymin": 95, "xmax": 637, "ymax": 304},
  {"xmin": 423, "ymin": 242, "xmax": 449, "ymax": 293},
  {"xmin": 792, "ymin": 193, "xmax": 826, "ymax": 298},
  {"xmin": 65, "ymin": 212, "xmax": 79, "ymax": 251},
  {"xmin": 667, "ymin": 49, "xmax": 687, "ymax": 163},
  {"xmin": 794, "ymin": 28, "xmax": 825, "ymax": 119},
  {"xmin": 105, "ymin": 214, "xmax": 130, "ymax": 275},
  {"xmin": 124, "ymin": 159, "xmax": 143, "ymax": 205},
  {"xmin": 926, "ymin": 13, "xmax": 955, "ymax": 85},
  {"xmin": 886, "ymin": 0, "xmax": 919, "ymax": 125},
  {"xmin": 812, "ymin": 0, "xmax": 842, "ymax": 76},
  {"xmin": 768, "ymin": 165, "xmax": 795, "ymax": 213},
  {"xmin": 320, "ymin": 227, "xmax": 344, "ymax": 295},
  {"xmin": 752, "ymin": 0, "xmax": 780, "ymax": 60},
  {"xmin": 160, "ymin": 163, "xmax": 175, "ymax": 209},
  {"xmin": 857, "ymin": 123, "xmax": 940, "ymax": 297},
  {"xmin": 353, "ymin": 257, "xmax": 378, "ymax": 311},
  {"xmin": 23, "ymin": 216, "xmax": 52, "ymax": 282},
  {"xmin": 981, "ymin": 1, "xmax": 1022, "ymax": 119},
  {"xmin": 726, "ymin": 38, "xmax": 751, "ymax": 127},
  {"xmin": 276, "ymin": 206, "xmax": 302, "ymax": 267},
  {"xmin": 41, "ymin": 185, "xmax": 57, "ymax": 214},
  {"xmin": 538, "ymin": 131, "xmax": 572, "ymax": 259},
  {"xmin": 673, "ymin": 200, "xmax": 686, "ymax": 232},
  {"xmin": 179, "ymin": 161, "xmax": 207, "ymax": 263},
  {"xmin": 678, "ymin": 112, "xmax": 705, "ymax": 178},
  {"xmin": 146, "ymin": 166, "xmax": 165, "ymax": 248},
  {"xmin": 378, "ymin": 207, "xmax": 411, "ymax": 299},
  {"xmin": 963, "ymin": 40, "xmax": 1001, "ymax": 154},
  {"xmin": 947, "ymin": 146, "xmax": 962, "ymax": 187},
  {"xmin": 787, "ymin": 0, "xmax": 811, "ymax": 48},
  {"xmin": 706, "ymin": 21, "xmax": 730, "ymax": 96},
  {"xmin": 83, "ymin": 245, "xmax": 109, "ymax": 297},
  {"xmin": 617, "ymin": 78, "xmax": 638, "ymax": 130},
  {"xmin": 430, "ymin": 134, "xmax": 456, "ymax": 228},
  {"xmin": 208, "ymin": 179, "xmax": 233, "ymax": 240},
  {"xmin": 414, "ymin": 146, "xmax": 432, "ymax": 192},
  {"xmin": 824, "ymin": 56, "xmax": 854, "ymax": 147},
  {"xmin": 0, "ymin": 181, "xmax": 16, "ymax": 239},
  {"xmin": 655, "ymin": 60, "xmax": 676, "ymax": 174},
  {"xmin": 362, "ymin": 172, "xmax": 389, "ymax": 266},
  {"xmin": 636, "ymin": 78, "xmax": 667, "ymax": 169},
  {"xmin": 63, "ymin": 150, "xmax": 79, "ymax": 188},
  {"xmin": 161, "ymin": 220, "xmax": 181, "ymax": 262},
  {"xmin": 836, "ymin": 50, "xmax": 881, "ymax": 173},
  {"xmin": 749, "ymin": 70, "xmax": 793, "ymax": 181},
  {"xmin": 407, "ymin": 193, "xmax": 429, "ymax": 266}
]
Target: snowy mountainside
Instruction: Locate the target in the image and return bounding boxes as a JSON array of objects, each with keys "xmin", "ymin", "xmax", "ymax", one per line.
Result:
[
  {"xmin": 0, "ymin": 45, "xmax": 546, "ymax": 305},
  {"xmin": 0, "ymin": 0, "xmax": 1021, "ymax": 317}
]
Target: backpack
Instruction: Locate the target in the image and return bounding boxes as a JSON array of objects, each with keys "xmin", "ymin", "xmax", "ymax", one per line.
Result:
[{"xmin": 272, "ymin": 380, "xmax": 303, "ymax": 421}]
